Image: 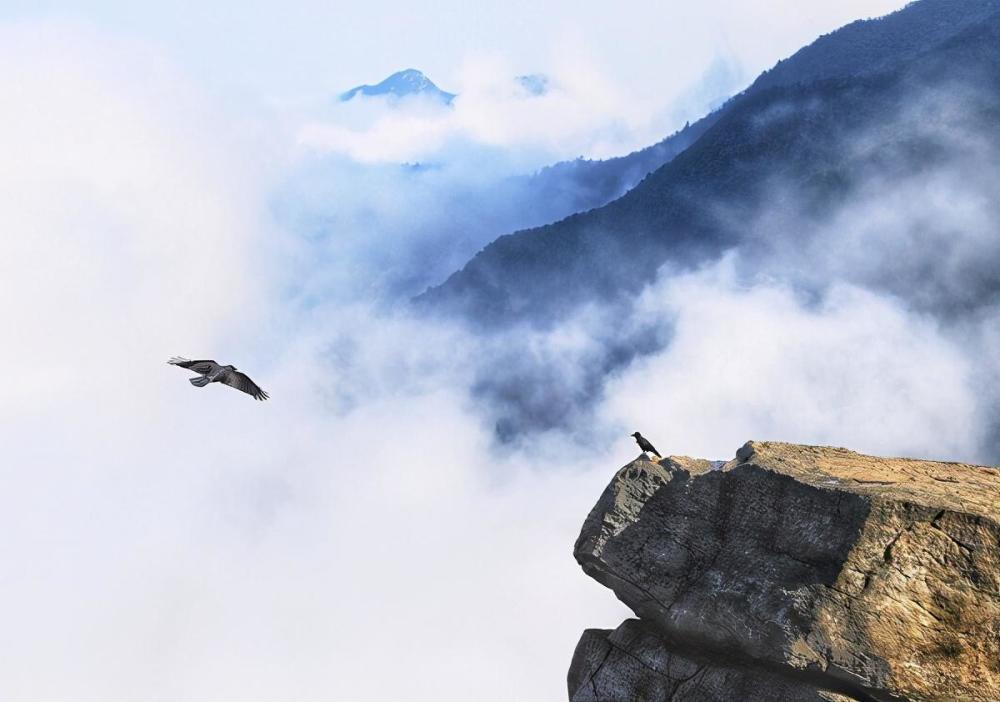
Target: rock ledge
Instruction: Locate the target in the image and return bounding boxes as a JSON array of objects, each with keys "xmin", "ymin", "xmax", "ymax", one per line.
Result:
[{"xmin": 570, "ymin": 441, "xmax": 1000, "ymax": 702}]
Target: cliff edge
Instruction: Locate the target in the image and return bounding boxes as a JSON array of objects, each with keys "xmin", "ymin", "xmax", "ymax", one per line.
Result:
[{"xmin": 569, "ymin": 441, "xmax": 1000, "ymax": 702}]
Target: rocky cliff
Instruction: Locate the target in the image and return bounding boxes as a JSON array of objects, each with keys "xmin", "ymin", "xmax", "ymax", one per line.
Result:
[{"xmin": 569, "ymin": 441, "xmax": 1000, "ymax": 702}]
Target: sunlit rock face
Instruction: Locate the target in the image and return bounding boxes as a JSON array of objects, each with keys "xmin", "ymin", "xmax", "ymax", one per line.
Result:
[{"xmin": 570, "ymin": 441, "xmax": 1000, "ymax": 702}]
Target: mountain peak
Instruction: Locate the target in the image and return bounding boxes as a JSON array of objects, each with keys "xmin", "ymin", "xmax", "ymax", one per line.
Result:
[
  {"xmin": 339, "ymin": 69, "xmax": 456, "ymax": 104},
  {"xmin": 515, "ymin": 73, "xmax": 549, "ymax": 96}
]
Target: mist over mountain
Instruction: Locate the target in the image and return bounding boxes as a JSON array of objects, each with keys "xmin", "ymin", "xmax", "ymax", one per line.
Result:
[
  {"xmin": 10, "ymin": 5, "xmax": 1000, "ymax": 701},
  {"xmin": 416, "ymin": 0, "xmax": 1000, "ymax": 450},
  {"xmin": 509, "ymin": 114, "xmax": 721, "ymax": 230},
  {"xmin": 329, "ymin": 69, "xmax": 718, "ymax": 252},
  {"xmin": 340, "ymin": 68, "xmax": 456, "ymax": 103},
  {"xmin": 516, "ymin": 73, "xmax": 550, "ymax": 96},
  {"xmin": 420, "ymin": 0, "xmax": 1000, "ymax": 325},
  {"xmin": 750, "ymin": 0, "xmax": 1000, "ymax": 92},
  {"xmin": 283, "ymin": 98, "xmax": 725, "ymax": 303},
  {"xmin": 340, "ymin": 69, "xmax": 554, "ymax": 104}
]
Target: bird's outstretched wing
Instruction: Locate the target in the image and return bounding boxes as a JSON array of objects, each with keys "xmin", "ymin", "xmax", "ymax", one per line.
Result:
[
  {"xmin": 219, "ymin": 370, "xmax": 269, "ymax": 401},
  {"xmin": 168, "ymin": 357, "xmax": 222, "ymax": 375}
]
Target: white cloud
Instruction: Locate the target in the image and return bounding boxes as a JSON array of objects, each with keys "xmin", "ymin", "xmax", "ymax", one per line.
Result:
[
  {"xmin": 0, "ymin": 21, "xmax": 628, "ymax": 702},
  {"xmin": 297, "ymin": 49, "xmax": 737, "ymax": 165},
  {"xmin": 3, "ymin": 7, "xmax": 996, "ymax": 702},
  {"xmin": 286, "ymin": 0, "xmax": 909, "ymax": 166},
  {"xmin": 0, "ymin": 20, "xmax": 275, "ymax": 416},
  {"xmin": 601, "ymin": 257, "xmax": 982, "ymax": 462}
]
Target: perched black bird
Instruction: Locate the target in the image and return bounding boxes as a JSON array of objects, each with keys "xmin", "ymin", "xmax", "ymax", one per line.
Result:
[
  {"xmin": 168, "ymin": 357, "xmax": 269, "ymax": 401},
  {"xmin": 630, "ymin": 431, "xmax": 661, "ymax": 458}
]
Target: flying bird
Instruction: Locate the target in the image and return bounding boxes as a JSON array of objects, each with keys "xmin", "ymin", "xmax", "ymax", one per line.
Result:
[
  {"xmin": 630, "ymin": 431, "xmax": 661, "ymax": 458},
  {"xmin": 168, "ymin": 357, "xmax": 269, "ymax": 401}
]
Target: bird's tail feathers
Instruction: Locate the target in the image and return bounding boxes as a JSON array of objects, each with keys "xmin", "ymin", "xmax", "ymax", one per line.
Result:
[
  {"xmin": 168, "ymin": 356, "xmax": 191, "ymax": 365},
  {"xmin": 189, "ymin": 376, "xmax": 211, "ymax": 387}
]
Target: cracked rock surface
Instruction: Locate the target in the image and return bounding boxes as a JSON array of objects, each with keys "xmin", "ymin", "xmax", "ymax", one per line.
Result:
[
  {"xmin": 569, "ymin": 619, "xmax": 851, "ymax": 702},
  {"xmin": 570, "ymin": 441, "xmax": 1000, "ymax": 702}
]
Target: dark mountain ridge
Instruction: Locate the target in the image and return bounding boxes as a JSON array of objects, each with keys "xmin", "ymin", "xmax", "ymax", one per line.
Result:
[
  {"xmin": 751, "ymin": 0, "xmax": 1000, "ymax": 92},
  {"xmin": 514, "ymin": 113, "xmax": 722, "ymax": 224},
  {"xmin": 488, "ymin": 0, "xmax": 1000, "ymax": 239},
  {"xmin": 417, "ymin": 0, "xmax": 1000, "ymax": 326}
]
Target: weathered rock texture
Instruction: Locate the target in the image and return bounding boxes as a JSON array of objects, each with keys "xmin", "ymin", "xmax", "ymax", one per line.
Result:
[
  {"xmin": 570, "ymin": 441, "xmax": 1000, "ymax": 702},
  {"xmin": 569, "ymin": 619, "xmax": 854, "ymax": 702}
]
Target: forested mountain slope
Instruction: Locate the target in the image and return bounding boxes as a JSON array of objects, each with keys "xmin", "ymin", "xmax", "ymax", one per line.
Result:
[{"xmin": 419, "ymin": 1, "xmax": 1000, "ymax": 326}]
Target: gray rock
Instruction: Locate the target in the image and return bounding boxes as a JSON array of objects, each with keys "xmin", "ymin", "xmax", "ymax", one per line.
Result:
[
  {"xmin": 571, "ymin": 442, "xmax": 1000, "ymax": 702},
  {"xmin": 569, "ymin": 620, "xmax": 847, "ymax": 702}
]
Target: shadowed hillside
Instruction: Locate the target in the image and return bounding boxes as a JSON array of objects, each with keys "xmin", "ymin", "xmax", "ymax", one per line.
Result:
[{"xmin": 418, "ymin": 0, "xmax": 1000, "ymax": 326}]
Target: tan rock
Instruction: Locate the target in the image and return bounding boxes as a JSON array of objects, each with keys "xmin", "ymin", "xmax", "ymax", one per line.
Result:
[{"xmin": 572, "ymin": 442, "xmax": 1000, "ymax": 701}]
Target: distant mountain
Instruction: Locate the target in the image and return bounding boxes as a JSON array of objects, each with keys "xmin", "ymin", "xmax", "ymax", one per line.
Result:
[
  {"xmin": 336, "ymin": 67, "xmax": 707, "ymax": 230},
  {"xmin": 340, "ymin": 69, "xmax": 456, "ymax": 104},
  {"xmin": 506, "ymin": 0, "xmax": 1000, "ymax": 231},
  {"xmin": 511, "ymin": 114, "xmax": 722, "ymax": 225},
  {"xmin": 418, "ymin": 0, "xmax": 1000, "ymax": 325},
  {"xmin": 516, "ymin": 73, "xmax": 550, "ymax": 96},
  {"xmin": 339, "ymin": 69, "xmax": 556, "ymax": 103}
]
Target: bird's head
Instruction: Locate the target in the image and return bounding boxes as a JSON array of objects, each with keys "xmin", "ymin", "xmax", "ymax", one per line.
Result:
[{"xmin": 630, "ymin": 432, "xmax": 640, "ymax": 438}]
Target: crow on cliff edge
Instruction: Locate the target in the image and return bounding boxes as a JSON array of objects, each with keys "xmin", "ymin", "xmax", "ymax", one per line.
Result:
[{"xmin": 631, "ymin": 431, "xmax": 661, "ymax": 458}]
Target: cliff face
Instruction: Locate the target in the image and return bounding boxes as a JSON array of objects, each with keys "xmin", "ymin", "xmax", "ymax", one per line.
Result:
[{"xmin": 569, "ymin": 442, "xmax": 1000, "ymax": 702}]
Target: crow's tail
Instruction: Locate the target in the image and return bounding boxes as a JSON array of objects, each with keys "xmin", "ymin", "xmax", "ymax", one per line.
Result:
[{"xmin": 189, "ymin": 376, "xmax": 211, "ymax": 388}]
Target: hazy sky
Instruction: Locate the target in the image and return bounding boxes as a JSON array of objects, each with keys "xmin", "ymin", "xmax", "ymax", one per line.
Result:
[
  {"xmin": 2, "ymin": 0, "xmax": 908, "ymax": 102},
  {"xmin": 5, "ymin": 2, "xmax": 973, "ymax": 701}
]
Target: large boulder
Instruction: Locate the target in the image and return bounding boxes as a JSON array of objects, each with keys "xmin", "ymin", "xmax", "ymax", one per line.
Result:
[
  {"xmin": 571, "ymin": 441, "xmax": 1000, "ymax": 702},
  {"xmin": 569, "ymin": 619, "xmax": 853, "ymax": 702}
]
